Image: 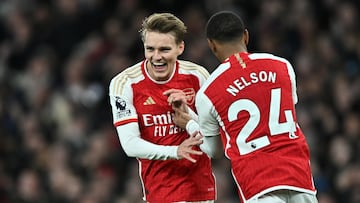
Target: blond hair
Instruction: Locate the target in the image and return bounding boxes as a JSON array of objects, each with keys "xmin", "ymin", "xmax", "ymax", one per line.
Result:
[{"xmin": 140, "ymin": 13, "xmax": 187, "ymax": 44}]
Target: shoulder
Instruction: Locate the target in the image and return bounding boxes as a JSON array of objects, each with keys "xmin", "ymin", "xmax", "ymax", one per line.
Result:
[
  {"xmin": 199, "ymin": 61, "xmax": 231, "ymax": 93},
  {"xmin": 111, "ymin": 61, "xmax": 143, "ymax": 82},
  {"xmin": 178, "ymin": 60, "xmax": 210, "ymax": 79},
  {"xmin": 248, "ymin": 53, "xmax": 291, "ymax": 65},
  {"xmin": 109, "ymin": 61, "xmax": 144, "ymax": 95}
]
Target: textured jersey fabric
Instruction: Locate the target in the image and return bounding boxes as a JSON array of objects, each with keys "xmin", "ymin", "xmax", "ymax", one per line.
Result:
[
  {"xmin": 109, "ymin": 60, "xmax": 215, "ymax": 202},
  {"xmin": 196, "ymin": 52, "xmax": 316, "ymax": 202}
]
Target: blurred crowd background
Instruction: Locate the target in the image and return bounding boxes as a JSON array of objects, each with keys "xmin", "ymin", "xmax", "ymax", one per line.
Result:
[{"xmin": 0, "ymin": 0, "xmax": 359, "ymax": 203}]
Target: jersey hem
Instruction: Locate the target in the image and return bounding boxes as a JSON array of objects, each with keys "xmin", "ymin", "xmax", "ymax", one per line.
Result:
[
  {"xmin": 145, "ymin": 197, "xmax": 215, "ymax": 203},
  {"xmin": 245, "ymin": 185, "xmax": 317, "ymax": 202}
]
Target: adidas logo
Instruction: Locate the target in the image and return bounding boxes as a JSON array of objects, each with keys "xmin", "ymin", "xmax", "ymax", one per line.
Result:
[{"xmin": 143, "ymin": 97, "xmax": 156, "ymax": 105}]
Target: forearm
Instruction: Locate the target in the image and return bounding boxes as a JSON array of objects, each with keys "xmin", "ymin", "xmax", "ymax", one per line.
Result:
[
  {"xmin": 183, "ymin": 106, "xmax": 199, "ymax": 135},
  {"xmin": 187, "ymin": 106, "xmax": 199, "ymax": 122},
  {"xmin": 185, "ymin": 120, "xmax": 223, "ymax": 158},
  {"xmin": 185, "ymin": 119, "xmax": 199, "ymax": 135},
  {"xmin": 117, "ymin": 123, "xmax": 178, "ymax": 160}
]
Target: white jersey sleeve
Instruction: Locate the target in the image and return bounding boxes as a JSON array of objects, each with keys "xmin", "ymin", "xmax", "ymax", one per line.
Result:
[
  {"xmin": 184, "ymin": 106, "xmax": 200, "ymax": 135},
  {"xmin": 286, "ymin": 61, "xmax": 298, "ymax": 104},
  {"xmin": 201, "ymin": 136, "xmax": 223, "ymax": 158},
  {"xmin": 109, "ymin": 63, "xmax": 179, "ymax": 160},
  {"xmin": 195, "ymin": 90, "xmax": 222, "ymax": 157},
  {"xmin": 116, "ymin": 123, "xmax": 178, "ymax": 160},
  {"xmin": 195, "ymin": 88, "xmax": 221, "ymax": 137},
  {"xmin": 187, "ymin": 106, "xmax": 199, "ymax": 122}
]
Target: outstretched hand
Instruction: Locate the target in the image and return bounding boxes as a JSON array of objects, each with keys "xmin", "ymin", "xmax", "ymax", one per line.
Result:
[{"xmin": 177, "ymin": 132, "xmax": 203, "ymax": 163}]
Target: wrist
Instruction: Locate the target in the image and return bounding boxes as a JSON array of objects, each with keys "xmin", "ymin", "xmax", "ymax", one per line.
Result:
[
  {"xmin": 186, "ymin": 119, "xmax": 199, "ymax": 135},
  {"xmin": 174, "ymin": 146, "xmax": 180, "ymax": 159}
]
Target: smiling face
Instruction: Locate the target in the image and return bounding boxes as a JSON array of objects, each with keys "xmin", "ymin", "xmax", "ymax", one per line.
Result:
[{"xmin": 144, "ymin": 31, "xmax": 184, "ymax": 81}]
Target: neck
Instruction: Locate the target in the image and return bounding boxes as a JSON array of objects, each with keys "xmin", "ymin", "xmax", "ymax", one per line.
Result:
[{"xmin": 218, "ymin": 43, "xmax": 247, "ymax": 62}]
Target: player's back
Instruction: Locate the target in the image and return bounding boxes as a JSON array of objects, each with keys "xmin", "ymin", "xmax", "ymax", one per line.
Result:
[{"xmin": 200, "ymin": 52, "xmax": 316, "ymax": 201}]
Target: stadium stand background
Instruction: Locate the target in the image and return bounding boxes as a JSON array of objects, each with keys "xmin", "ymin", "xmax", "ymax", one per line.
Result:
[{"xmin": 0, "ymin": 0, "xmax": 359, "ymax": 202}]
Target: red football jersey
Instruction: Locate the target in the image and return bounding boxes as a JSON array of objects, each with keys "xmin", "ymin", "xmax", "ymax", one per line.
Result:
[
  {"xmin": 109, "ymin": 60, "xmax": 215, "ymax": 202},
  {"xmin": 196, "ymin": 52, "xmax": 316, "ymax": 202}
]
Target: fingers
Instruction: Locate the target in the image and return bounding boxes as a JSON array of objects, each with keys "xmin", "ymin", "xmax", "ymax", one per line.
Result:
[
  {"xmin": 163, "ymin": 89, "xmax": 187, "ymax": 107},
  {"xmin": 180, "ymin": 149, "xmax": 203, "ymax": 163},
  {"xmin": 163, "ymin": 88, "xmax": 183, "ymax": 96},
  {"xmin": 188, "ymin": 135, "xmax": 204, "ymax": 145},
  {"xmin": 171, "ymin": 98, "xmax": 183, "ymax": 108},
  {"xmin": 164, "ymin": 89, "xmax": 201, "ymax": 163},
  {"xmin": 173, "ymin": 108, "xmax": 188, "ymax": 118},
  {"xmin": 190, "ymin": 131, "xmax": 198, "ymax": 138},
  {"xmin": 169, "ymin": 94, "xmax": 185, "ymax": 105},
  {"xmin": 178, "ymin": 135, "xmax": 204, "ymax": 163},
  {"xmin": 191, "ymin": 131, "xmax": 203, "ymax": 139},
  {"xmin": 173, "ymin": 109, "xmax": 192, "ymax": 129},
  {"xmin": 182, "ymin": 154, "xmax": 197, "ymax": 163},
  {"xmin": 167, "ymin": 95, "xmax": 182, "ymax": 106},
  {"xmin": 182, "ymin": 149, "xmax": 203, "ymax": 163}
]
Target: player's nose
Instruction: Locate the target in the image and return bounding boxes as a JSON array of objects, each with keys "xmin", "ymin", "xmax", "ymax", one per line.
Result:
[{"xmin": 153, "ymin": 50, "xmax": 162, "ymax": 60}]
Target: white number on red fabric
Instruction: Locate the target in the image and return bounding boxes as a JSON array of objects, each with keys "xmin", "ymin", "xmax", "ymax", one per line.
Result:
[{"xmin": 228, "ymin": 88, "xmax": 296, "ymax": 155}]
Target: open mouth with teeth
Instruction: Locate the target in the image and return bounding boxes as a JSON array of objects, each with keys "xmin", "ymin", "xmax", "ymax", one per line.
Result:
[{"xmin": 151, "ymin": 62, "xmax": 167, "ymax": 72}]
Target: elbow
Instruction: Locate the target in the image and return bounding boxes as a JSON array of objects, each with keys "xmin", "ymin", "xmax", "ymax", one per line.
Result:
[
  {"xmin": 200, "ymin": 144, "xmax": 223, "ymax": 159},
  {"xmin": 119, "ymin": 136, "xmax": 142, "ymax": 158},
  {"xmin": 121, "ymin": 144, "xmax": 137, "ymax": 158},
  {"xmin": 206, "ymin": 148, "xmax": 223, "ymax": 159},
  {"xmin": 200, "ymin": 135, "xmax": 223, "ymax": 159}
]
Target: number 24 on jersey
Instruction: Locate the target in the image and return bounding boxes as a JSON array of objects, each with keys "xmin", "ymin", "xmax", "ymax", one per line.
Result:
[{"xmin": 228, "ymin": 88, "xmax": 298, "ymax": 155}]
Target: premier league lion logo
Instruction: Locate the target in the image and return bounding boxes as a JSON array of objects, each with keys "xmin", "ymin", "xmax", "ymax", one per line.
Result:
[
  {"xmin": 115, "ymin": 97, "xmax": 127, "ymax": 110},
  {"xmin": 114, "ymin": 96, "xmax": 131, "ymax": 118}
]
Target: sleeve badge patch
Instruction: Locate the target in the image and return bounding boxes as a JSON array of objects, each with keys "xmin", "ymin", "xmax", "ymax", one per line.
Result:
[{"xmin": 115, "ymin": 96, "xmax": 131, "ymax": 118}]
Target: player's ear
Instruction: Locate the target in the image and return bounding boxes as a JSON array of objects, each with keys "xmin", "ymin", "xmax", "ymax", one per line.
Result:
[
  {"xmin": 243, "ymin": 29, "xmax": 249, "ymax": 46},
  {"xmin": 178, "ymin": 41, "xmax": 185, "ymax": 55},
  {"xmin": 207, "ymin": 39, "xmax": 217, "ymax": 53}
]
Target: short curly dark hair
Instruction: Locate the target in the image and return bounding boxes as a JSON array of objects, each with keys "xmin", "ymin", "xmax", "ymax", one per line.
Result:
[{"xmin": 206, "ymin": 11, "xmax": 245, "ymax": 42}]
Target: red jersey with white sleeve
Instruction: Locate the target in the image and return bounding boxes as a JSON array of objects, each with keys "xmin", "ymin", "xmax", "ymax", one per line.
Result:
[
  {"xmin": 109, "ymin": 59, "xmax": 215, "ymax": 203},
  {"xmin": 196, "ymin": 52, "xmax": 316, "ymax": 202}
]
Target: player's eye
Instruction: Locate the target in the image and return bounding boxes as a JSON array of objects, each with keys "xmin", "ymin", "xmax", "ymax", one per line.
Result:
[
  {"xmin": 160, "ymin": 47, "xmax": 171, "ymax": 52},
  {"xmin": 146, "ymin": 47, "xmax": 154, "ymax": 51}
]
